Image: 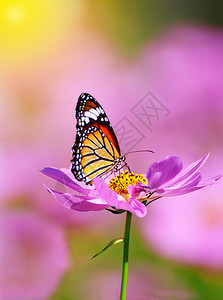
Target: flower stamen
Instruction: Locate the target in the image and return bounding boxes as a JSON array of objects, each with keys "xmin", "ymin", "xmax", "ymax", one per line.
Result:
[{"xmin": 109, "ymin": 170, "xmax": 147, "ymax": 201}]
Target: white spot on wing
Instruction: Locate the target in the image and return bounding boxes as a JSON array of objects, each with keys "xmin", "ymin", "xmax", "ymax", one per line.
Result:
[
  {"xmin": 84, "ymin": 117, "xmax": 90, "ymax": 124},
  {"xmin": 90, "ymin": 108, "xmax": 100, "ymax": 116},
  {"xmin": 96, "ymin": 107, "xmax": 101, "ymax": 115},
  {"xmin": 85, "ymin": 110, "xmax": 98, "ymax": 120}
]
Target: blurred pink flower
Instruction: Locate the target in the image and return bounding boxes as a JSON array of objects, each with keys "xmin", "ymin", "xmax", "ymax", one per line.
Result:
[
  {"xmin": 1, "ymin": 145, "xmax": 53, "ymax": 202},
  {"xmin": 142, "ymin": 170, "xmax": 223, "ymax": 269},
  {"xmin": 138, "ymin": 25, "xmax": 223, "ymax": 158},
  {"xmin": 0, "ymin": 211, "xmax": 69, "ymax": 300}
]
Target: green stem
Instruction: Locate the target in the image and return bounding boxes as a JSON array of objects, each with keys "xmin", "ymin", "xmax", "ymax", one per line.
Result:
[{"xmin": 120, "ymin": 211, "xmax": 132, "ymax": 300}]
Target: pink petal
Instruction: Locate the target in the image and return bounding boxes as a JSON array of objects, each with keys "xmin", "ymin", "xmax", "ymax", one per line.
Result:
[
  {"xmin": 128, "ymin": 198, "xmax": 147, "ymax": 218},
  {"xmin": 94, "ymin": 178, "xmax": 147, "ymax": 218},
  {"xmin": 198, "ymin": 174, "xmax": 221, "ymax": 186},
  {"xmin": 93, "ymin": 177, "xmax": 119, "ymax": 206},
  {"xmin": 43, "ymin": 185, "xmax": 109, "ymax": 212},
  {"xmin": 154, "ymin": 175, "xmax": 221, "ymax": 197},
  {"xmin": 40, "ymin": 167, "xmax": 97, "ymax": 198},
  {"xmin": 163, "ymin": 153, "xmax": 210, "ymax": 188},
  {"xmin": 169, "ymin": 172, "xmax": 202, "ymax": 189},
  {"xmin": 147, "ymin": 156, "xmax": 183, "ymax": 189}
]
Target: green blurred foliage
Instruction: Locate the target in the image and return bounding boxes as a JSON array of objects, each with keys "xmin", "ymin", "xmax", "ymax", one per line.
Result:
[
  {"xmin": 50, "ymin": 223, "xmax": 223, "ymax": 300},
  {"xmin": 86, "ymin": 0, "xmax": 223, "ymax": 54}
]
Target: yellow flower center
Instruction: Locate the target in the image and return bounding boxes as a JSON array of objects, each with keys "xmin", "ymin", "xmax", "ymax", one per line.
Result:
[{"xmin": 109, "ymin": 170, "xmax": 147, "ymax": 201}]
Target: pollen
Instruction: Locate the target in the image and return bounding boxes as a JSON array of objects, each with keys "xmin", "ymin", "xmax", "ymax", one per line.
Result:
[{"xmin": 109, "ymin": 170, "xmax": 147, "ymax": 200}]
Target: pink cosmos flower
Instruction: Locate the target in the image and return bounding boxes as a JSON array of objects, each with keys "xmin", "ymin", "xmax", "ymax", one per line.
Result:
[{"xmin": 41, "ymin": 153, "xmax": 220, "ymax": 219}]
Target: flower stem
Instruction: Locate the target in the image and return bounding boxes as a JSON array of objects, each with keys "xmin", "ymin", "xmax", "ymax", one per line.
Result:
[{"xmin": 120, "ymin": 211, "xmax": 132, "ymax": 300}]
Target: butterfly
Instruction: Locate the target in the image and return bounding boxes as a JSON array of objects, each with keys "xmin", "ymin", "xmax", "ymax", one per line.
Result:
[{"xmin": 71, "ymin": 93, "xmax": 129, "ymax": 184}]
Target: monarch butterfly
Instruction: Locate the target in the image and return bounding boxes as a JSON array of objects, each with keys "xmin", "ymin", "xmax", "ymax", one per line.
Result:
[{"xmin": 71, "ymin": 93, "xmax": 129, "ymax": 184}]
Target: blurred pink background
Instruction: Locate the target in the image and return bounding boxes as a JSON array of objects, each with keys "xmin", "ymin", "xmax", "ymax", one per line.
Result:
[{"xmin": 1, "ymin": 1, "xmax": 223, "ymax": 299}]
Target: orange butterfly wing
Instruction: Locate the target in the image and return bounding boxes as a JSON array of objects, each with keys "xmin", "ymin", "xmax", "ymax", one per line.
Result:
[{"xmin": 71, "ymin": 93, "xmax": 122, "ymax": 184}]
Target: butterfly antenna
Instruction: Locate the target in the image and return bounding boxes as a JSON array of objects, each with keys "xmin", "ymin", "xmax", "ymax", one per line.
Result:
[
  {"xmin": 124, "ymin": 149, "xmax": 154, "ymax": 156},
  {"xmin": 125, "ymin": 162, "xmax": 131, "ymax": 173}
]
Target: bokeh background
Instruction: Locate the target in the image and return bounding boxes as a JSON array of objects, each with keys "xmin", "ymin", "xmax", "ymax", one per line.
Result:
[{"xmin": 1, "ymin": 1, "xmax": 223, "ymax": 299}]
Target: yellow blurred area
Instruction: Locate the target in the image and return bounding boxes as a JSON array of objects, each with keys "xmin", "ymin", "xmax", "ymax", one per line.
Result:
[{"xmin": 0, "ymin": 0, "xmax": 83, "ymax": 70}]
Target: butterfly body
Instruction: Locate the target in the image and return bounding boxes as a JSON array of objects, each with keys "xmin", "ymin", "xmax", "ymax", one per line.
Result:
[{"xmin": 71, "ymin": 93, "xmax": 127, "ymax": 184}]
